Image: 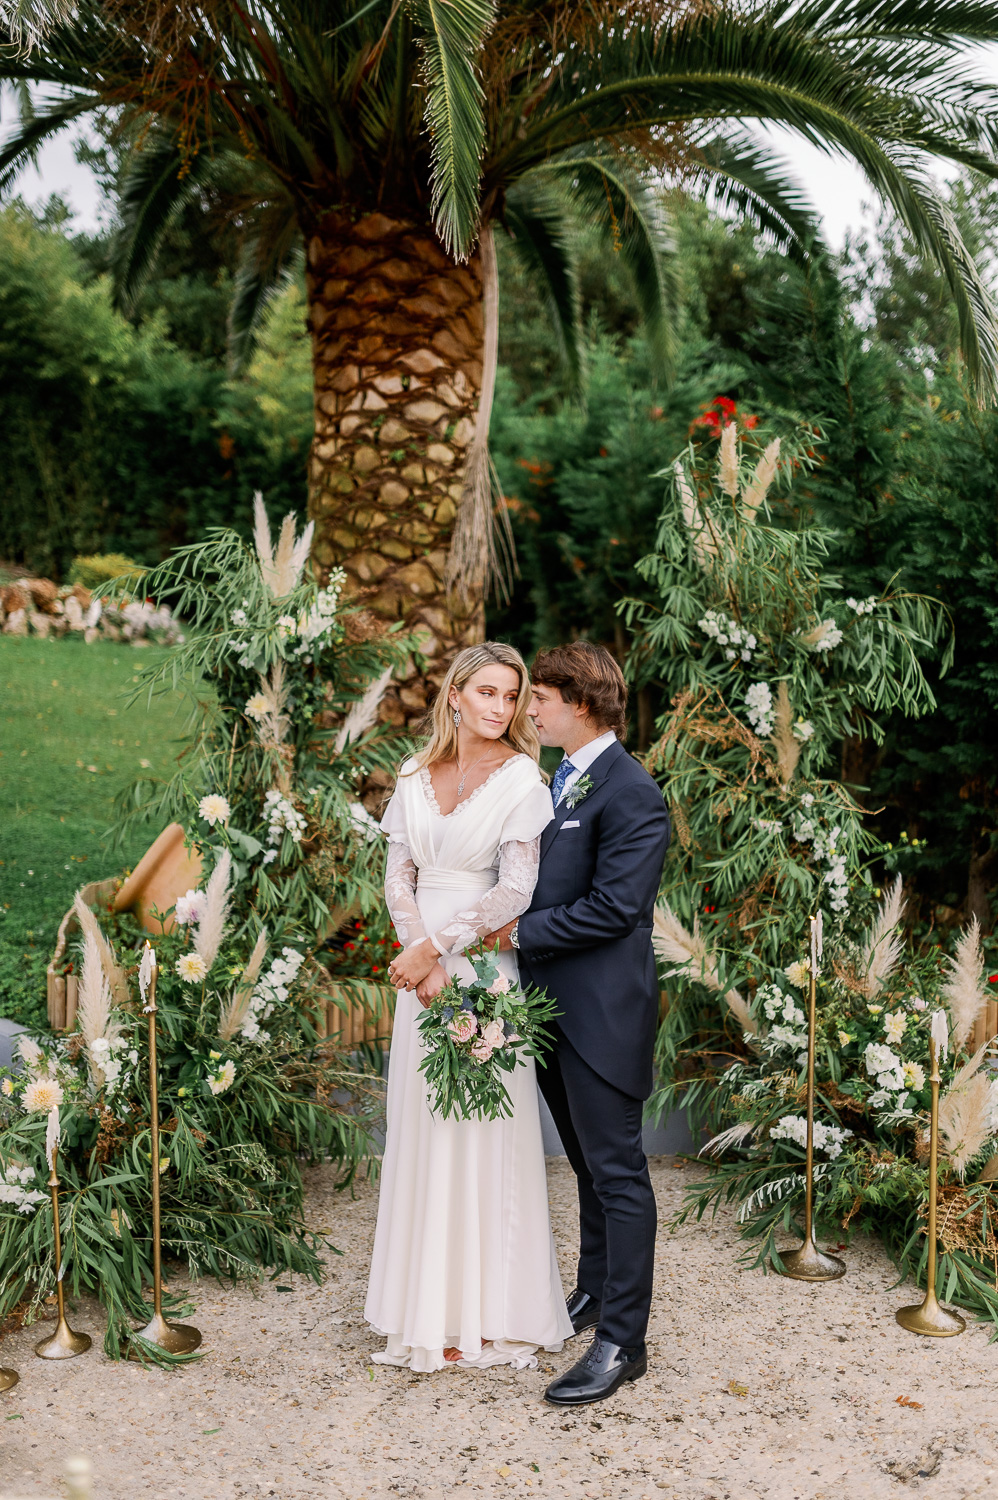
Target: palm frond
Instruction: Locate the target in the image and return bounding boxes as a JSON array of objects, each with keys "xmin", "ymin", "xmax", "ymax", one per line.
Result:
[
  {"xmin": 111, "ymin": 127, "xmax": 213, "ymax": 312},
  {"xmin": 410, "ymin": 0, "xmax": 495, "ymax": 259},
  {"xmin": 502, "ymin": 174, "xmax": 582, "ymax": 390}
]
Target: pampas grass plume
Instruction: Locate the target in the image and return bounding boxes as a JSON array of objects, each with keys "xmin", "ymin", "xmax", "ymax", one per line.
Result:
[
  {"xmin": 675, "ymin": 463, "xmax": 719, "ymax": 570},
  {"xmin": 939, "ymin": 1041, "xmax": 993, "ymax": 1177},
  {"xmin": 740, "ymin": 438, "xmax": 781, "ymax": 522},
  {"xmin": 770, "ymin": 681, "xmax": 799, "ymax": 788},
  {"xmin": 78, "ymin": 929, "xmax": 112, "ymax": 1083},
  {"xmin": 73, "ymin": 891, "xmax": 128, "ymax": 1009},
  {"xmin": 194, "ymin": 850, "xmax": 232, "ymax": 973},
  {"xmin": 218, "ymin": 928, "xmax": 268, "ymax": 1042},
  {"xmin": 653, "ymin": 903, "xmax": 756, "ymax": 1035},
  {"xmin": 718, "ymin": 423, "xmax": 739, "ymax": 498},
  {"xmin": 858, "ymin": 876, "xmax": 905, "ymax": 999},
  {"xmin": 941, "ymin": 917, "xmax": 988, "ymax": 1052},
  {"xmin": 253, "ymin": 491, "xmax": 313, "ymax": 597},
  {"xmin": 334, "ymin": 666, "xmax": 394, "ymax": 753}
]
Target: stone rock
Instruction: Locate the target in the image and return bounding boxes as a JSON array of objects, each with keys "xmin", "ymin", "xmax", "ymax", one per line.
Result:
[
  {"xmin": 29, "ymin": 611, "xmax": 52, "ymax": 637},
  {"xmin": 28, "ymin": 578, "xmax": 58, "ymax": 610},
  {"xmin": 404, "ymin": 399, "xmax": 449, "ymax": 426},
  {"xmin": 377, "ymin": 418, "xmax": 410, "ymax": 446},
  {"xmin": 399, "ymin": 685, "xmax": 428, "ymax": 711},
  {"xmin": 450, "ymin": 417, "xmax": 476, "ymax": 447},
  {"xmin": 401, "ymin": 463, "xmax": 426, "ymax": 485},
  {"xmin": 435, "ymin": 497, "xmax": 457, "ymax": 526},
  {"xmin": 426, "ymin": 443, "xmax": 454, "ymax": 467},
  {"xmin": 318, "ymin": 392, "xmax": 339, "ymax": 416},
  {"xmin": 362, "ymin": 389, "xmax": 388, "ymax": 411},
  {"xmin": 381, "ymin": 538, "xmax": 414, "ymax": 561},
  {"xmin": 3, "ymin": 607, "xmax": 28, "ymax": 635},
  {"xmin": 315, "ymin": 439, "xmax": 338, "ymax": 462},
  {"xmin": 434, "ymin": 382, "xmax": 462, "ymax": 408},
  {"xmin": 339, "ymin": 414, "xmax": 366, "ymax": 437},
  {"xmin": 401, "ymin": 520, "xmax": 434, "ymax": 546}
]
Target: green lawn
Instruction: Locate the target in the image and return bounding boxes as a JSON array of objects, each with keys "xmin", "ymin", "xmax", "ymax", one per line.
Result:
[{"xmin": 0, "ymin": 637, "xmax": 186, "ymax": 1027}]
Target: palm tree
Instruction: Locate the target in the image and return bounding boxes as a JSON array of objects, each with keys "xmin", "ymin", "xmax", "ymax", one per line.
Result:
[{"xmin": 4, "ymin": 0, "xmax": 998, "ymax": 715}]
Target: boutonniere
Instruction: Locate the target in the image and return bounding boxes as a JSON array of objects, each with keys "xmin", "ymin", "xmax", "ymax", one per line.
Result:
[{"xmin": 565, "ymin": 773, "xmax": 594, "ymax": 810}]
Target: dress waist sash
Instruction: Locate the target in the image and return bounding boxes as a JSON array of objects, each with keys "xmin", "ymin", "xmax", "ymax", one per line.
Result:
[{"xmin": 415, "ymin": 867, "xmax": 497, "ymax": 894}]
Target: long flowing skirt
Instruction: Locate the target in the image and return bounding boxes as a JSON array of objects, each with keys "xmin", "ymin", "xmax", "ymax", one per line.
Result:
[{"xmin": 364, "ymin": 883, "xmax": 572, "ymax": 1373}]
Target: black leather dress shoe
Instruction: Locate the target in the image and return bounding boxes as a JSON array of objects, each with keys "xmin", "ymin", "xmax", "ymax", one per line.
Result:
[
  {"xmin": 544, "ymin": 1337, "xmax": 647, "ymax": 1406},
  {"xmin": 565, "ymin": 1287, "xmax": 602, "ymax": 1338}
]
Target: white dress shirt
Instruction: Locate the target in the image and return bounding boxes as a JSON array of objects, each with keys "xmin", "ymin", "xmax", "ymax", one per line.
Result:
[{"xmin": 555, "ymin": 729, "xmax": 618, "ymax": 805}]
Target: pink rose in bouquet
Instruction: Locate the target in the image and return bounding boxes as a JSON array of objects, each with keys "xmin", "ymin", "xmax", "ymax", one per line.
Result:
[
  {"xmin": 482, "ymin": 1019, "xmax": 506, "ymax": 1049},
  {"xmin": 470, "ymin": 1038, "xmax": 493, "ymax": 1063},
  {"xmin": 489, "ymin": 974, "xmax": 511, "ymax": 995},
  {"xmin": 449, "ymin": 1013, "xmax": 478, "ymax": 1043}
]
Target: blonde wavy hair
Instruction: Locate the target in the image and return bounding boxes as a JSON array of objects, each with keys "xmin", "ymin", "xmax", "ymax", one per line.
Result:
[{"xmin": 408, "ymin": 642, "xmax": 540, "ymax": 772}]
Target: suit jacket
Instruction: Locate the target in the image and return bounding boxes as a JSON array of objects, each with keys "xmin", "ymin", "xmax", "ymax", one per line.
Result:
[{"xmin": 516, "ymin": 739, "xmax": 671, "ymax": 1100}]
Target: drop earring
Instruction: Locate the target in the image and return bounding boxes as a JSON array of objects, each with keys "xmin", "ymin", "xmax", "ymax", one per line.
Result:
[{"xmin": 452, "ymin": 708, "xmax": 462, "ymax": 727}]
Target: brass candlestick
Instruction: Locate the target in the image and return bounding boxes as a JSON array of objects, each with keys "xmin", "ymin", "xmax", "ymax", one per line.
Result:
[
  {"xmin": 129, "ymin": 944, "xmax": 201, "ymax": 1357},
  {"xmin": 35, "ymin": 1149, "xmax": 91, "ymax": 1359},
  {"xmin": 896, "ymin": 1020, "xmax": 965, "ymax": 1337},
  {"xmin": 0, "ymin": 1366, "xmax": 18, "ymax": 1391},
  {"xmin": 775, "ymin": 913, "xmax": 846, "ymax": 1282}
]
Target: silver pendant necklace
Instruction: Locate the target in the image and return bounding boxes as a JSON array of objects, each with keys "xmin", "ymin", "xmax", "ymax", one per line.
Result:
[{"xmin": 456, "ymin": 747, "xmax": 492, "ymax": 798}]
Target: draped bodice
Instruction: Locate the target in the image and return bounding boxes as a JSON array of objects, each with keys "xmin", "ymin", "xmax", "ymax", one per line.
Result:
[{"xmin": 381, "ymin": 754, "xmax": 553, "ymax": 893}]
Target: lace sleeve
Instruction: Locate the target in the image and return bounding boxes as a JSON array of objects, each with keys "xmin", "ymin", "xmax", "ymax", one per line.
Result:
[
  {"xmin": 431, "ymin": 838, "xmax": 540, "ymax": 957},
  {"xmin": 384, "ymin": 840, "xmax": 427, "ymax": 948}
]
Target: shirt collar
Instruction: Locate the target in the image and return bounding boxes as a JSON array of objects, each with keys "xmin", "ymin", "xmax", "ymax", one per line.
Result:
[{"xmin": 567, "ymin": 729, "xmax": 618, "ymax": 775}]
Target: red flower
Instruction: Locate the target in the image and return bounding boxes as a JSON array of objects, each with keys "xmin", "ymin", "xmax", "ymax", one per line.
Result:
[
  {"xmin": 344, "ymin": 942, "xmax": 355, "ymax": 951},
  {"xmin": 990, "ymin": 974, "xmax": 998, "ymax": 984},
  {"xmin": 743, "ymin": 414, "xmax": 759, "ymax": 430},
  {"xmin": 714, "ymin": 396, "xmax": 737, "ymax": 415}
]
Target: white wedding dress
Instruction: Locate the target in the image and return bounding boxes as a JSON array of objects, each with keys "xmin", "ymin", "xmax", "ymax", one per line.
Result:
[{"xmin": 364, "ymin": 753, "xmax": 573, "ymax": 1372}]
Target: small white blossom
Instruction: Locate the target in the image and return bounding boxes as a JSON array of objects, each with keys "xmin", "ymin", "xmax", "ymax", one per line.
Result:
[
  {"xmin": 846, "ymin": 595, "xmax": 878, "ymax": 616},
  {"xmin": 263, "ymin": 789, "xmax": 307, "ymax": 847},
  {"xmin": 198, "ymin": 793, "xmax": 231, "ymax": 827},
  {"xmin": 245, "ymin": 693, "xmax": 270, "ymax": 722},
  {"xmin": 792, "ymin": 719, "xmax": 814, "ymax": 741},
  {"xmin": 208, "ymin": 1060, "xmax": 236, "ymax": 1095},
  {"xmin": 784, "ymin": 959, "xmax": 810, "ymax": 989},
  {"xmin": 770, "ymin": 1114, "xmax": 852, "ymax": 1159},
  {"xmin": 902, "ymin": 1061, "xmax": 926, "ymax": 1091},
  {"xmin": 744, "ymin": 681, "xmax": 774, "ymax": 736},
  {"xmin": 883, "ymin": 1011, "xmax": 906, "ymax": 1045},
  {"xmin": 174, "ymin": 889, "xmax": 205, "ymax": 926},
  {"xmin": 176, "ymin": 953, "xmax": 209, "ymax": 984}
]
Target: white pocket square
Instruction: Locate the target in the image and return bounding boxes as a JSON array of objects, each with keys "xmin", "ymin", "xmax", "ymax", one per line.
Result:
[{"xmin": 560, "ymin": 820, "xmax": 580, "ymax": 829}]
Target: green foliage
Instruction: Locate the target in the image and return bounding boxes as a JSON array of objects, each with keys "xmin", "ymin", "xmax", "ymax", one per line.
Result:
[
  {"xmin": 0, "ymin": 908, "xmax": 380, "ymax": 1361},
  {"xmin": 108, "ymin": 512, "xmax": 408, "ymax": 939},
  {"xmin": 0, "ymin": 203, "xmax": 311, "ymax": 579},
  {"xmin": 67, "ymin": 553, "xmax": 145, "ymax": 591}
]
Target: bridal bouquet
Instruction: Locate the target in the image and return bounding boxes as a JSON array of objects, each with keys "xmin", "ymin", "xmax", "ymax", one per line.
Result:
[{"xmin": 417, "ymin": 948, "xmax": 558, "ymax": 1121}]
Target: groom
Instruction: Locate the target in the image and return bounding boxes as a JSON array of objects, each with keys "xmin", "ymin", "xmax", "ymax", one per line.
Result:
[{"xmin": 488, "ymin": 642, "xmax": 670, "ymax": 1406}]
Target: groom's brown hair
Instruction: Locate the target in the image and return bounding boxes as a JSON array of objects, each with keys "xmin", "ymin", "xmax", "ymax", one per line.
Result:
[{"xmin": 531, "ymin": 642, "xmax": 628, "ymax": 740}]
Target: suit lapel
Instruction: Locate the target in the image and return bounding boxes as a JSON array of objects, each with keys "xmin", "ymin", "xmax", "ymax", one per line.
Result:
[{"xmin": 538, "ymin": 739, "xmax": 626, "ymax": 862}]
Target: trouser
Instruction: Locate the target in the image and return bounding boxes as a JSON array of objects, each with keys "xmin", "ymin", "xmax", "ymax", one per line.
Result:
[{"xmin": 537, "ymin": 1024, "xmax": 657, "ymax": 1349}]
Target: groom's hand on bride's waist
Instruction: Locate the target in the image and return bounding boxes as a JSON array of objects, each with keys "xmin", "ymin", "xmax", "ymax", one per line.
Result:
[{"xmin": 482, "ymin": 919, "xmax": 517, "ymax": 952}]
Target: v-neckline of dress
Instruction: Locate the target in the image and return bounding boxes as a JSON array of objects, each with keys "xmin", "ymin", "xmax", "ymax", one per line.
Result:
[{"xmin": 420, "ymin": 754, "xmax": 527, "ymax": 820}]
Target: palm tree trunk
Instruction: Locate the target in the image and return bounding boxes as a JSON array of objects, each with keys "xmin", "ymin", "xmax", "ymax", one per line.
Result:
[{"xmin": 305, "ymin": 209, "xmax": 491, "ymax": 727}]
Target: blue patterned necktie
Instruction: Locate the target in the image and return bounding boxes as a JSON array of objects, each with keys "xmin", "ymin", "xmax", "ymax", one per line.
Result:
[{"xmin": 550, "ymin": 757, "xmax": 576, "ymax": 807}]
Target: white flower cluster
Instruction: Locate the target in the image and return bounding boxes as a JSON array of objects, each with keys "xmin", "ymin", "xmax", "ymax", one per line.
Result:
[
  {"xmin": 264, "ymin": 789, "xmax": 307, "ymax": 849},
  {"xmin": 88, "ymin": 1035, "xmax": 139, "ymax": 1095},
  {"xmin": 803, "ymin": 618, "xmax": 843, "ymax": 653},
  {"xmin": 864, "ymin": 1041, "xmax": 906, "ymax": 1096},
  {"xmin": 0, "ymin": 1162, "xmax": 47, "ymax": 1214},
  {"xmin": 753, "ymin": 817, "xmax": 782, "ymax": 835},
  {"xmin": 744, "ymin": 681, "xmax": 774, "ymax": 736},
  {"xmin": 239, "ymin": 947, "xmax": 305, "ymax": 1043},
  {"xmin": 760, "ymin": 984, "xmax": 808, "ymax": 1062},
  {"xmin": 699, "ymin": 610, "xmax": 757, "ymax": 662},
  {"xmin": 846, "ymin": 596, "xmax": 878, "ymax": 616},
  {"xmin": 813, "ymin": 825, "xmax": 849, "ymax": 913},
  {"xmin": 350, "ymin": 802, "xmax": 382, "ymax": 843},
  {"xmin": 292, "ymin": 571, "xmax": 347, "ymax": 661},
  {"xmin": 792, "ymin": 719, "xmax": 814, "ymax": 741},
  {"xmin": 770, "ymin": 1114, "xmax": 852, "ymax": 1160}
]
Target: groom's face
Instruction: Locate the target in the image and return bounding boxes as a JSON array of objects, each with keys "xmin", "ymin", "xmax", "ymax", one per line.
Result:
[{"xmin": 528, "ymin": 683, "xmax": 585, "ymax": 750}]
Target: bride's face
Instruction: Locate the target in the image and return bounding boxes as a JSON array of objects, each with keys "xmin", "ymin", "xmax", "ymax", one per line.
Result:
[{"xmin": 450, "ymin": 664, "xmax": 522, "ymax": 740}]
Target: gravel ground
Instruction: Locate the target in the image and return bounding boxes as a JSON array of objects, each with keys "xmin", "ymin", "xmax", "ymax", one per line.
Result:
[{"xmin": 1, "ymin": 1156, "xmax": 996, "ymax": 1500}]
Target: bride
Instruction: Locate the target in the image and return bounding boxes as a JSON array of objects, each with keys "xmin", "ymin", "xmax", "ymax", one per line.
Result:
[{"xmin": 364, "ymin": 641, "xmax": 573, "ymax": 1372}]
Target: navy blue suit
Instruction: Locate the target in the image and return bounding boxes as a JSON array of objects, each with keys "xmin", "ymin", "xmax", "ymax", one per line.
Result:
[{"xmin": 517, "ymin": 738, "xmax": 670, "ymax": 1348}]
